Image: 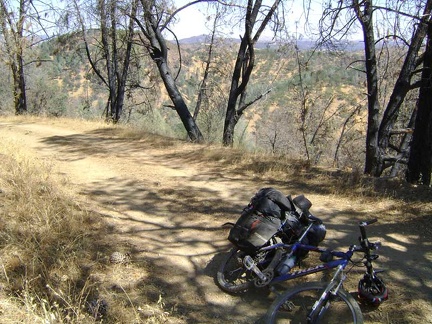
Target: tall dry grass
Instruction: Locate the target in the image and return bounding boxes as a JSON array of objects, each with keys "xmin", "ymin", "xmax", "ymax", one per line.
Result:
[
  {"xmin": 0, "ymin": 136, "xmax": 169, "ymax": 323},
  {"xmin": 0, "ymin": 137, "xmax": 100, "ymax": 322}
]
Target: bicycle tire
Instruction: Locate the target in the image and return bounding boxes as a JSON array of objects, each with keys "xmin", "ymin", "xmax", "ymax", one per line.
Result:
[
  {"xmin": 264, "ymin": 281, "xmax": 364, "ymax": 323},
  {"xmin": 216, "ymin": 247, "xmax": 255, "ymax": 293}
]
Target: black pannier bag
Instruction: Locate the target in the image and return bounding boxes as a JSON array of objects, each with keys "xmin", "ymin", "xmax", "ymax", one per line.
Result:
[
  {"xmin": 249, "ymin": 187, "xmax": 294, "ymax": 219},
  {"xmin": 228, "ymin": 188, "xmax": 294, "ymax": 254},
  {"xmin": 290, "ymin": 194, "xmax": 326, "ymax": 247},
  {"xmin": 228, "ymin": 210, "xmax": 281, "ymax": 255},
  {"xmin": 284, "ymin": 194, "xmax": 327, "ymax": 257}
]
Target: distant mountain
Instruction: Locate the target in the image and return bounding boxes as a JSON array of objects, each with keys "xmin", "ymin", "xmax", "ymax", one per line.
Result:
[
  {"xmin": 176, "ymin": 34, "xmax": 210, "ymax": 44},
  {"xmin": 174, "ymin": 34, "xmax": 365, "ymax": 52}
]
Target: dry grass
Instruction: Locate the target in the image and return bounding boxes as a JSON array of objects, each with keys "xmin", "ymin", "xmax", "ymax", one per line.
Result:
[{"xmin": 0, "ymin": 133, "xmax": 170, "ymax": 323}]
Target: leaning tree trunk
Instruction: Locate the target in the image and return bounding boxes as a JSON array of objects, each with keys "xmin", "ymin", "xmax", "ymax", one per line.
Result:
[
  {"xmin": 222, "ymin": 32, "xmax": 252, "ymax": 146},
  {"xmin": 136, "ymin": 1, "xmax": 203, "ymax": 142},
  {"xmin": 406, "ymin": 22, "xmax": 432, "ymax": 185},
  {"xmin": 155, "ymin": 54, "xmax": 204, "ymax": 142}
]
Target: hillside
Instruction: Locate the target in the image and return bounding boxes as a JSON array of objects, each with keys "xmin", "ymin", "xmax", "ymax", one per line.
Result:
[
  {"xmin": 0, "ymin": 32, "xmax": 370, "ymax": 169},
  {"xmin": 0, "ymin": 116, "xmax": 431, "ymax": 323}
]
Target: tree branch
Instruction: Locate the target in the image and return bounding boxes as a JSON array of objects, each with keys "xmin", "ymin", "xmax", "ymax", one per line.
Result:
[{"xmin": 238, "ymin": 88, "xmax": 271, "ymax": 114}]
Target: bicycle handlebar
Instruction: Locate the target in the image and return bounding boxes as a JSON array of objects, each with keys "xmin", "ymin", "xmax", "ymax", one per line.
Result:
[{"xmin": 359, "ymin": 218, "xmax": 377, "ymax": 226}]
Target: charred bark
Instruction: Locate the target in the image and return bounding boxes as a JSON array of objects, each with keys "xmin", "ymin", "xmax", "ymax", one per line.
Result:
[
  {"xmin": 353, "ymin": 0, "xmax": 381, "ymax": 175},
  {"xmin": 376, "ymin": 0, "xmax": 432, "ymax": 176},
  {"xmin": 406, "ymin": 23, "xmax": 432, "ymax": 185},
  {"xmin": 136, "ymin": 0, "xmax": 203, "ymax": 142},
  {"xmin": 222, "ymin": 0, "xmax": 281, "ymax": 146}
]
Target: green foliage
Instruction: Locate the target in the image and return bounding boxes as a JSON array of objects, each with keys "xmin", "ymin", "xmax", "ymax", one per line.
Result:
[{"xmin": 27, "ymin": 68, "xmax": 68, "ymax": 117}]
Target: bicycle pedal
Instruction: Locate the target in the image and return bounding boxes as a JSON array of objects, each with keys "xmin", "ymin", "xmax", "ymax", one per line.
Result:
[{"xmin": 279, "ymin": 300, "xmax": 295, "ymax": 312}]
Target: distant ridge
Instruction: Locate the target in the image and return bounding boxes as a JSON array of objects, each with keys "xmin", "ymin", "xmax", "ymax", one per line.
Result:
[{"xmin": 173, "ymin": 34, "xmax": 366, "ymax": 51}]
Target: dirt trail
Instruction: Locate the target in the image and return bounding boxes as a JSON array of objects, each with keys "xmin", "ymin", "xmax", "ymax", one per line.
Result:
[{"xmin": 1, "ymin": 119, "xmax": 431, "ymax": 323}]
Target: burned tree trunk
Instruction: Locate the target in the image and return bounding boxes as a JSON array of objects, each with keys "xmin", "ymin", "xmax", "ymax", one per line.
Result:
[{"xmin": 406, "ymin": 23, "xmax": 432, "ymax": 185}]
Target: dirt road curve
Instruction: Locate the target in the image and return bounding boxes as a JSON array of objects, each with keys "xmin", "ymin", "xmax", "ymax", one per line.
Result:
[{"xmin": 1, "ymin": 119, "xmax": 431, "ymax": 323}]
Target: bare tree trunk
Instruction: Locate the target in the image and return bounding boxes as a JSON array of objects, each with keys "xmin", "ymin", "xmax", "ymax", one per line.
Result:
[
  {"xmin": 353, "ymin": 0, "xmax": 381, "ymax": 175},
  {"xmin": 333, "ymin": 105, "xmax": 362, "ymax": 168},
  {"xmin": 223, "ymin": 0, "xmax": 281, "ymax": 146},
  {"xmin": 295, "ymin": 45, "xmax": 310, "ymax": 161},
  {"xmin": 376, "ymin": 0, "xmax": 432, "ymax": 175},
  {"xmin": 354, "ymin": 0, "xmax": 431, "ymax": 176},
  {"xmin": 136, "ymin": 0, "xmax": 203, "ymax": 143},
  {"xmin": 114, "ymin": 0, "xmax": 137, "ymax": 122},
  {"xmin": 0, "ymin": 0, "xmax": 28, "ymax": 115},
  {"xmin": 74, "ymin": 0, "xmax": 139, "ymax": 124},
  {"xmin": 15, "ymin": 0, "xmax": 27, "ymax": 115},
  {"xmin": 223, "ymin": 26, "xmax": 251, "ymax": 146},
  {"xmin": 15, "ymin": 51, "xmax": 27, "ymax": 115},
  {"xmin": 98, "ymin": 0, "xmax": 116, "ymax": 121},
  {"xmin": 389, "ymin": 116, "xmax": 415, "ymax": 177},
  {"xmin": 157, "ymin": 51, "xmax": 204, "ymax": 142},
  {"xmin": 193, "ymin": 22, "xmax": 216, "ymax": 121},
  {"xmin": 406, "ymin": 22, "xmax": 432, "ymax": 185}
]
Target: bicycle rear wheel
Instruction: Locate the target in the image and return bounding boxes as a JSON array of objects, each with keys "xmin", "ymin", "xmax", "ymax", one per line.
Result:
[{"xmin": 264, "ymin": 281, "xmax": 363, "ymax": 323}]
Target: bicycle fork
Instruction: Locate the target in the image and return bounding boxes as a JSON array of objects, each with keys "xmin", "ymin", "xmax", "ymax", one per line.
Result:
[{"xmin": 308, "ymin": 265, "xmax": 346, "ymax": 323}]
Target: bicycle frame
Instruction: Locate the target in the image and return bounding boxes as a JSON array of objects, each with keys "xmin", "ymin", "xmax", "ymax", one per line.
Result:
[
  {"xmin": 306, "ymin": 263, "xmax": 349, "ymax": 322},
  {"xmin": 249, "ymin": 218, "xmax": 378, "ymax": 287},
  {"xmin": 261, "ymin": 241, "xmax": 353, "ymax": 285},
  {"xmin": 259, "ymin": 218, "xmax": 384, "ymax": 323}
]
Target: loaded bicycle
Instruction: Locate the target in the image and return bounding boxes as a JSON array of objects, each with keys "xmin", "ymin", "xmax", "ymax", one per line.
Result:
[
  {"xmin": 217, "ymin": 188, "xmax": 328, "ymax": 294},
  {"xmin": 217, "ymin": 214, "xmax": 326, "ymax": 293}
]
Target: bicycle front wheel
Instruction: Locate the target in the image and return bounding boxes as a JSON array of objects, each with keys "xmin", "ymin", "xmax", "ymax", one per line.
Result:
[{"xmin": 264, "ymin": 281, "xmax": 363, "ymax": 323}]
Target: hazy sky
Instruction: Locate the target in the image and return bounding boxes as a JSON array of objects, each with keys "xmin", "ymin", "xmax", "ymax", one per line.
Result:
[
  {"xmin": 171, "ymin": 0, "xmax": 321, "ymax": 40},
  {"xmin": 171, "ymin": 0, "xmax": 221, "ymax": 39},
  {"xmin": 170, "ymin": 1, "xmax": 376, "ymax": 41}
]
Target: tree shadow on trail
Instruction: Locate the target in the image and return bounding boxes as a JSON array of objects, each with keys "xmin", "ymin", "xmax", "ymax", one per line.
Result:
[
  {"xmin": 40, "ymin": 126, "xmax": 432, "ymax": 207},
  {"xmin": 36, "ymin": 126, "xmax": 432, "ymax": 323}
]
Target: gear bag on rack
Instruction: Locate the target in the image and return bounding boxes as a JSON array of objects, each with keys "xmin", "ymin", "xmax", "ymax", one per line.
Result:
[
  {"xmin": 227, "ymin": 188, "xmax": 293, "ymax": 254},
  {"xmin": 228, "ymin": 209, "xmax": 281, "ymax": 255}
]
